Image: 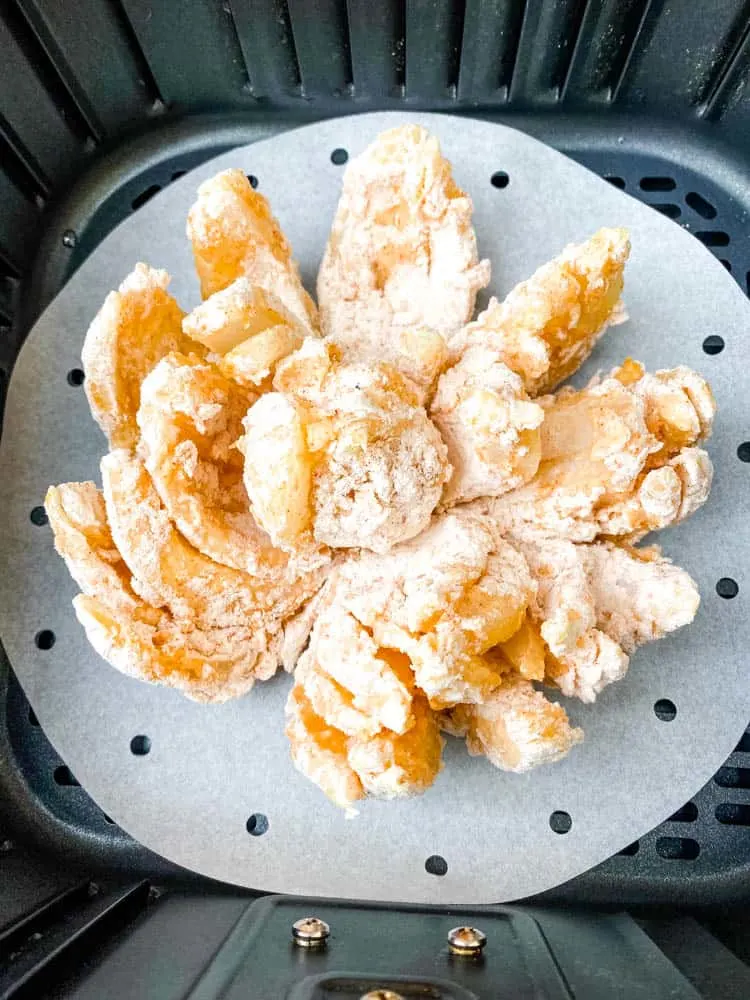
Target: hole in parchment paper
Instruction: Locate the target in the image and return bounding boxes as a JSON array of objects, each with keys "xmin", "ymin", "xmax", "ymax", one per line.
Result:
[
  {"xmin": 425, "ymin": 854, "xmax": 448, "ymax": 876},
  {"xmin": 702, "ymin": 335, "xmax": 724, "ymax": 355},
  {"xmin": 246, "ymin": 813, "xmax": 269, "ymax": 836},
  {"xmin": 330, "ymin": 148, "xmax": 348, "ymax": 165},
  {"xmin": 549, "ymin": 811, "xmax": 572, "ymax": 834},
  {"xmin": 654, "ymin": 699, "xmax": 676, "ymax": 721},
  {"xmin": 618, "ymin": 841, "xmax": 640, "ymax": 856},
  {"xmin": 737, "ymin": 443, "xmax": 750, "ymax": 463},
  {"xmin": 716, "ymin": 577, "xmax": 738, "ymax": 599},
  {"xmin": 54, "ymin": 765, "xmax": 79, "ymax": 787},
  {"xmin": 685, "ymin": 191, "xmax": 717, "ymax": 220},
  {"xmin": 30, "ymin": 505, "xmax": 48, "ymax": 526},
  {"xmin": 490, "ymin": 170, "xmax": 509, "ymax": 189},
  {"xmin": 656, "ymin": 836, "xmax": 700, "ymax": 860},
  {"xmin": 668, "ymin": 801, "xmax": 698, "ymax": 823},
  {"xmin": 246, "ymin": 174, "xmax": 258, "ymax": 189},
  {"xmin": 640, "ymin": 176, "xmax": 676, "ymax": 191},
  {"xmin": 131, "ymin": 184, "xmax": 162, "ymax": 211},
  {"xmin": 130, "ymin": 735, "xmax": 151, "ymax": 756},
  {"xmin": 67, "ymin": 368, "xmax": 85, "ymax": 386},
  {"xmin": 603, "ymin": 175, "xmax": 625, "ymax": 189},
  {"xmin": 715, "ymin": 803, "xmax": 750, "ymax": 826},
  {"xmin": 35, "ymin": 630, "xmax": 55, "ymax": 650}
]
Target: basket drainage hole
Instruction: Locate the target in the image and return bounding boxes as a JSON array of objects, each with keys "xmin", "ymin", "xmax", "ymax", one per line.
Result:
[
  {"xmin": 425, "ymin": 854, "xmax": 448, "ymax": 876},
  {"xmin": 54, "ymin": 765, "xmax": 79, "ymax": 787},
  {"xmin": 654, "ymin": 699, "xmax": 676, "ymax": 721},
  {"xmin": 653, "ymin": 203, "xmax": 681, "ymax": 220},
  {"xmin": 246, "ymin": 813, "xmax": 269, "ymax": 836},
  {"xmin": 491, "ymin": 170, "xmax": 509, "ymax": 189},
  {"xmin": 685, "ymin": 191, "xmax": 717, "ymax": 220},
  {"xmin": 656, "ymin": 836, "xmax": 699, "ymax": 861},
  {"xmin": 35, "ymin": 630, "xmax": 55, "ymax": 650},
  {"xmin": 603, "ymin": 175, "xmax": 625, "ymax": 189},
  {"xmin": 246, "ymin": 174, "xmax": 258, "ymax": 189},
  {"xmin": 130, "ymin": 735, "xmax": 151, "ymax": 756},
  {"xmin": 131, "ymin": 184, "xmax": 162, "ymax": 211},
  {"xmin": 549, "ymin": 810, "xmax": 572, "ymax": 834},
  {"xmin": 28, "ymin": 706, "xmax": 39, "ymax": 727},
  {"xmin": 640, "ymin": 176, "xmax": 676, "ymax": 192},
  {"xmin": 618, "ymin": 841, "xmax": 639, "ymax": 856},
  {"xmin": 30, "ymin": 505, "xmax": 48, "ymax": 526},
  {"xmin": 716, "ymin": 577, "xmax": 738, "ymax": 599},
  {"xmin": 702, "ymin": 335, "xmax": 724, "ymax": 355},
  {"xmin": 330, "ymin": 148, "xmax": 348, "ymax": 166},
  {"xmin": 67, "ymin": 368, "xmax": 85, "ymax": 386},
  {"xmin": 738, "ymin": 442, "xmax": 750, "ymax": 462},
  {"xmin": 668, "ymin": 801, "xmax": 697, "ymax": 823},
  {"xmin": 715, "ymin": 803, "xmax": 750, "ymax": 826}
]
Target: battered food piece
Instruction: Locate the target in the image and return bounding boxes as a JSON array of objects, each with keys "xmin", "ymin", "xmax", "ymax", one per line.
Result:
[
  {"xmin": 510, "ymin": 528, "xmax": 700, "ymax": 702},
  {"xmin": 450, "ymin": 228, "xmax": 630, "ymax": 397},
  {"xmin": 238, "ymin": 338, "xmax": 451, "ymax": 553},
  {"xmin": 137, "ymin": 352, "xmax": 319, "ymax": 576},
  {"xmin": 316, "ymin": 509, "xmax": 535, "ymax": 710},
  {"xmin": 442, "ymin": 675, "xmax": 583, "ymax": 773},
  {"xmin": 101, "ymin": 449, "xmax": 328, "ymax": 629},
  {"xmin": 488, "ymin": 361, "xmax": 715, "ymax": 542},
  {"xmin": 46, "ymin": 481, "xmax": 282, "ymax": 702},
  {"xmin": 81, "ymin": 263, "xmax": 194, "ymax": 450},
  {"xmin": 182, "ymin": 279, "xmax": 310, "ymax": 389},
  {"xmin": 187, "ymin": 168, "xmax": 317, "ymax": 328},
  {"xmin": 431, "ymin": 345, "xmax": 545, "ymax": 505},
  {"xmin": 285, "ymin": 682, "xmax": 443, "ymax": 810},
  {"xmin": 318, "ymin": 124, "xmax": 490, "ymax": 387}
]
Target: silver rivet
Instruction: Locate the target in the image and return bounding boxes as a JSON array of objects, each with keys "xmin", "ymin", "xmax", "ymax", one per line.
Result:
[
  {"xmin": 360, "ymin": 992, "xmax": 405, "ymax": 1000},
  {"xmin": 292, "ymin": 916, "xmax": 330, "ymax": 948},
  {"xmin": 448, "ymin": 925, "xmax": 487, "ymax": 956},
  {"xmin": 62, "ymin": 229, "xmax": 77, "ymax": 248}
]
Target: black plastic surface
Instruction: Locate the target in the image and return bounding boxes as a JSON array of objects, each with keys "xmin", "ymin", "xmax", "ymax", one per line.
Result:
[{"xmin": 1, "ymin": 0, "xmax": 750, "ymax": 930}]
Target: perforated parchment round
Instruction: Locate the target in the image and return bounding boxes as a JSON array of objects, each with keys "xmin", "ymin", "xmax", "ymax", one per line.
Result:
[{"xmin": 1, "ymin": 113, "xmax": 748, "ymax": 904}]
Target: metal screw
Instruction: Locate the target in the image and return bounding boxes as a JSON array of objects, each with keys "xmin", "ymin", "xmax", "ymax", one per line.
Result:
[
  {"xmin": 62, "ymin": 229, "xmax": 77, "ymax": 248},
  {"xmin": 448, "ymin": 925, "xmax": 487, "ymax": 957},
  {"xmin": 360, "ymin": 992, "xmax": 405, "ymax": 1000},
  {"xmin": 292, "ymin": 916, "xmax": 330, "ymax": 948}
]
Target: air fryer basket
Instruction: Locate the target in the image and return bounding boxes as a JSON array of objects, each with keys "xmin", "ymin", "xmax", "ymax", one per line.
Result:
[{"xmin": 1, "ymin": 1, "xmax": 750, "ymax": 995}]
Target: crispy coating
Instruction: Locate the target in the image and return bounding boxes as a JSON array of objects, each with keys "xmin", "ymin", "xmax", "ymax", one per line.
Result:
[
  {"xmin": 442, "ymin": 675, "xmax": 583, "ymax": 772},
  {"xmin": 182, "ymin": 278, "xmax": 310, "ymax": 388},
  {"xmin": 318, "ymin": 125, "xmax": 490, "ymax": 389},
  {"xmin": 238, "ymin": 338, "xmax": 451, "ymax": 553},
  {"xmin": 137, "ymin": 352, "xmax": 314, "ymax": 576},
  {"xmin": 81, "ymin": 263, "xmax": 194, "ymax": 449},
  {"xmin": 101, "ymin": 449, "xmax": 328, "ymax": 629},
  {"xmin": 328, "ymin": 509, "xmax": 535, "ymax": 709},
  {"xmin": 510, "ymin": 528, "xmax": 700, "ymax": 702},
  {"xmin": 46, "ymin": 481, "xmax": 281, "ymax": 702},
  {"xmin": 186, "ymin": 168, "xmax": 317, "ymax": 328},
  {"xmin": 431, "ymin": 346, "xmax": 544, "ymax": 505},
  {"xmin": 285, "ymin": 683, "xmax": 443, "ymax": 810},
  {"xmin": 488, "ymin": 361, "xmax": 715, "ymax": 542},
  {"xmin": 450, "ymin": 228, "xmax": 630, "ymax": 396}
]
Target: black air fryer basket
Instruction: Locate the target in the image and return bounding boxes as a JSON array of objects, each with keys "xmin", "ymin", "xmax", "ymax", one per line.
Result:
[{"xmin": 2, "ymin": 3, "xmax": 750, "ymax": 997}]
